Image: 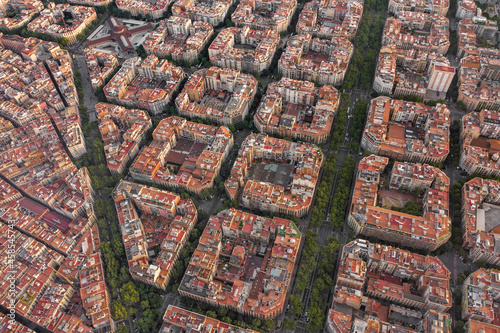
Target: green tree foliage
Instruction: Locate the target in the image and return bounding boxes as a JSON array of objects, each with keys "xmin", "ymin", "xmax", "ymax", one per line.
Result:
[
  {"xmin": 295, "ymin": 231, "xmax": 319, "ymax": 293},
  {"xmin": 350, "ymin": 99, "xmax": 368, "ymax": 143},
  {"xmin": 262, "ymin": 320, "xmax": 275, "ymax": 332},
  {"xmin": 205, "ymin": 310, "xmax": 217, "ymax": 318},
  {"xmin": 283, "ymin": 318, "xmax": 297, "ymax": 331},
  {"xmin": 120, "ymin": 281, "xmax": 140, "ymax": 307},
  {"xmin": 112, "ymin": 301, "xmax": 128, "ymax": 320},
  {"xmin": 330, "ymin": 157, "xmax": 356, "ymax": 231},
  {"xmin": 330, "ymin": 107, "xmax": 347, "ymax": 150},
  {"xmin": 305, "ymin": 237, "xmax": 341, "ymax": 332},
  {"xmin": 135, "ymin": 308, "xmax": 158, "ymax": 333},
  {"xmin": 391, "ymin": 201, "xmax": 421, "ymax": 216},
  {"xmin": 310, "ymin": 153, "xmax": 337, "ymax": 227},
  {"xmin": 136, "ymin": 45, "xmax": 147, "ymax": 59},
  {"xmin": 289, "ymin": 294, "xmax": 303, "ymax": 316},
  {"xmin": 116, "ymin": 326, "xmax": 129, "ymax": 333},
  {"xmin": 341, "ymin": 10, "xmax": 386, "ymax": 90}
]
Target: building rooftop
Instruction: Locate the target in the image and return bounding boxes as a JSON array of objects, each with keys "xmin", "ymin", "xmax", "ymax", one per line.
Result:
[
  {"xmin": 96, "ymin": 102, "xmax": 152, "ymax": 174},
  {"xmin": 114, "ymin": 180, "xmax": 197, "ymax": 289},
  {"xmin": 328, "ymin": 239, "xmax": 452, "ymax": 333},
  {"xmin": 278, "ymin": 33, "xmax": 354, "ymax": 86},
  {"xmin": 178, "ymin": 208, "xmax": 300, "ymax": 319},
  {"xmin": 349, "ymin": 155, "xmax": 451, "ymax": 251},
  {"xmin": 129, "ymin": 116, "xmax": 233, "ymax": 194},
  {"xmin": 0, "ymin": 0, "xmax": 44, "ymax": 31},
  {"xmin": 208, "ymin": 27, "xmax": 279, "ymax": 73},
  {"xmin": 143, "ymin": 16, "xmax": 213, "ymax": 62},
  {"xmin": 224, "ymin": 133, "xmax": 323, "ymax": 217},
  {"xmin": 383, "ymin": 11, "xmax": 450, "ymax": 55},
  {"xmin": 254, "ymin": 77, "xmax": 339, "ymax": 144},
  {"xmin": 462, "ymin": 269, "xmax": 500, "ymax": 329},
  {"xmin": 362, "ymin": 96, "xmax": 450, "ymax": 163},
  {"xmin": 388, "ymin": 0, "xmax": 449, "ymax": 15},
  {"xmin": 160, "ymin": 305, "xmax": 259, "ymax": 332},
  {"xmin": 460, "ymin": 110, "xmax": 500, "ymax": 176},
  {"xmin": 172, "ymin": 0, "xmax": 233, "ymax": 26},
  {"xmin": 84, "ymin": 48, "xmax": 119, "ymax": 89},
  {"xmin": 27, "ymin": 3, "xmax": 96, "ymax": 43},
  {"xmin": 297, "ymin": 0, "xmax": 363, "ymax": 40},
  {"xmin": 103, "ymin": 55, "xmax": 184, "ymax": 114},
  {"xmin": 231, "ymin": 0, "xmax": 297, "ymax": 32},
  {"xmin": 461, "ymin": 177, "xmax": 500, "ymax": 265},
  {"xmin": 176, "ymin": 66, "xmax": 257, "ymax": 125},
  {"xmin": 457, "ymin": 55, "xmax": 500, "ymax": 112}
]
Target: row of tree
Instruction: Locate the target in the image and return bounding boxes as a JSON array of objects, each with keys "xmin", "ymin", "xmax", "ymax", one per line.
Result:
[
  {"xmin": 329, "ymin": 157, "xmax": 356, "ymax": 231},
  {"xmin": 341, "ymin": 11, "xmax": 386, "ymax": 90},
  {"xmin": 349, "ymin": 99, "xmax": 368, "ymax": 145},
  {"xmin": 305, "ymin": 237, "xmax": 341, "ymax": 332},
  {"xmin": 294, "ymin": 230, "xmax": 320, "ymax": 294},
  {"xmin": 449, "ymin": 120, "xmax": 461, "ymax": 167},
  {"xmin": 330, "ymin": 93, "xmax": 350, "ymax": 150},
  {"xmin": 310, "ymin": 153, "xmax": 337, "ymax": 227}
]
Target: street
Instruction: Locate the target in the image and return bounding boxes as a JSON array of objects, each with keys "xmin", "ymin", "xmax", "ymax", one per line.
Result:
[
  {"xmin": 277, "ymin": 93, "xmax": 363, "ymax": 333},
  {"xmin": 74, "ymin": 53, "xmax": 100, "ymax": 122}
]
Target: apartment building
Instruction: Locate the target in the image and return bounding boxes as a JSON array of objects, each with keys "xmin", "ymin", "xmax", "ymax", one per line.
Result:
[
  {"xmin": 361, "ymin": 96, "xmax": 450, "ymax": 163},
  {"xmin": 297, "ymin": 0, "xmax": 363, "ymax": 40},
  {"xmin": 172, "ymin": 0, "xmax": 233, "ymax": 26},
  {"xmin": 231, "ymin": 0, "xmax": 296, "ymax": 32},
  {"xmin": 462, "ymin": 177, "xmax": 500, "ymax": 265},
  {"xmin": 116, "ymin": 0, "xmax": 170, "ymax": 19},
  {"xmin": 0, "ymin": 0, "xmax": 44, "ymax": 31},
  {"xmin": 178, "ymin": 208, "xmax": 301, "ymax": 319},
  {"xmin": 68, "ymin": 0, "xmax": 114, "ymax": 5},
  {"xmin": 143, "ymin": 16, "xmax": 213, "ymax": 63},
  {"xmin": 382, "ymin": 12, "xmax": 450, "ymax": 55},
  {"xmin": 176, "ymin": 66, "xmax": 257, "ymax": 125},
  {"xmin": 96, "ymin": 103, "xmax": 152, "ymax": 174},
  {"xmin": 327, "ymin": 239, "xmax": 452, "ymax": 333},
  {"xmin": 84, "ymin": 48, "xmax": 119, "ymax": 89},
  {"xmin": 209, "ymin": 27, "xmax": 279, "ymax": 73},
  {"xmin": 103, "ymin": 55, "xmax": 185, "ymax": 115},
  {"xmin": 254, "ymin": 77, "xmax": 339, "ymax": 144},
  {"xmin": 279, "ymin": 34, "xmax": 353, "ymax": 86},
  {"xmin": 388, "ymin": 0, "xmax": 449, "ymax": 15},
  {"xmin": 160, "ymin": 305, "xmax": 259, "ymax": 332},
  {"xmin": 460, "ymin": 110, "xmax": 500, "ymax": 176},
  {"xmin": 49, "ymin": 106, "xmax": 87, "ymax": 159},
  {"xmin": 348, "ymin": 155, "xmax": 451, "ymax": 251},
  {"xmin": 27, "ymin": 3, "xmax": 96, "ymax": 44},
  {"xmin": 458, "ymin": 55, "xmax": 500, "ymax": 112},
  {"xmin": 462, "ymin": 269, "xmax": 500, "ymax": 331},
  {"xmin": 114, "ymin": 181, "xmax": 198, "ymax": 290},
  {"xmin": 129, "ymin": 117, "xmax": 233, "ymax": 194},
  {"xmin": 374, "ymin": 44, "xmax": 455, "ymax": 98},
  {"xmin": 225, "ymin": 133, "xmax": 323, "ymax": 217},
  {"xmin": 457, "ymin": 18, "xmax": 499, "ymax": 60}
]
